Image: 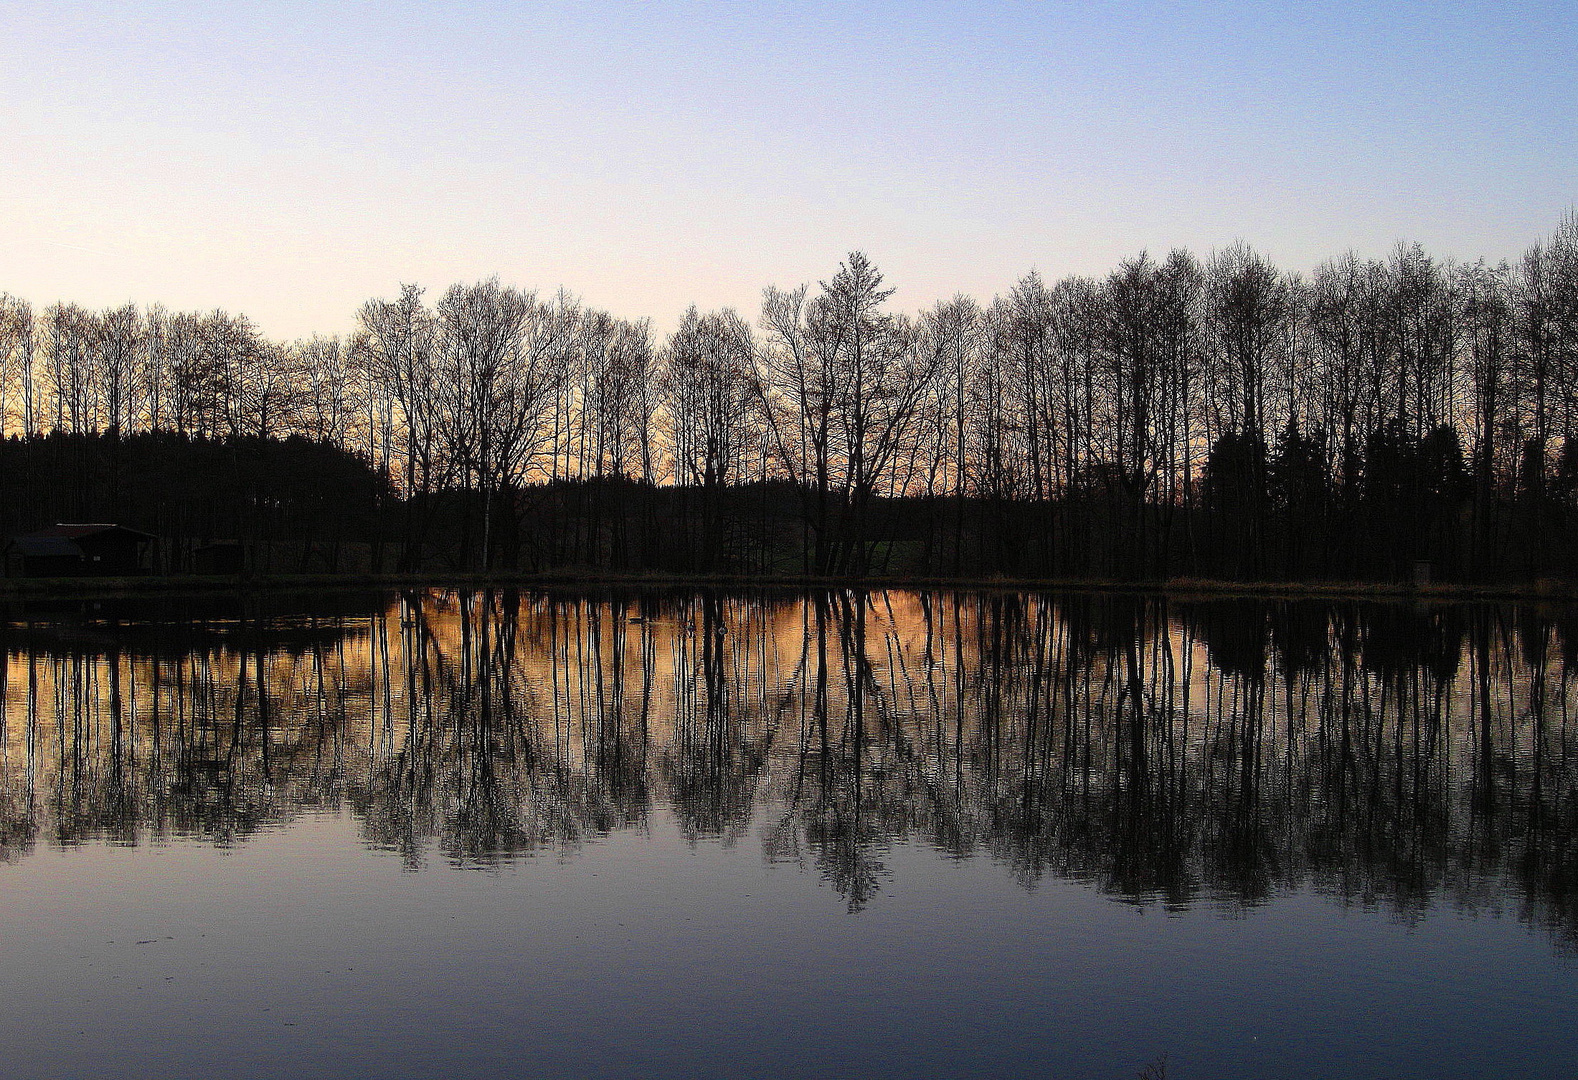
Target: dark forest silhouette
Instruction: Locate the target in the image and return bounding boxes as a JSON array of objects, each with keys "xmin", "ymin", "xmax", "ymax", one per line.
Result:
[{"xmin": 3, "ymin": 216, "xmax": 1578, "ymax": 580}]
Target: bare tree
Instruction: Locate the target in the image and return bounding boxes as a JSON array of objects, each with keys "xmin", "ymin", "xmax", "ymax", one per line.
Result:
[
  {"xmin": 213, "ymin": 314, "xmax": 282, "ymax": 440},
  {"xmin": 359, "ymin": 285, "xmax": 440, "ymax": 567},
  {"xmin": 141, "ymin": 304, "xmax": 169, "ymax": 432},
  {"xmin": 583, "ymin": 314, "xmax": 658, "ymax": 482},
  {"xmin": 662, "ymin": 306, "xmax": 760, "ymax": 568},
  {"xmin": 1384, "ymin": 242, "xmax": 1459, "ymax": 443},
  {"xmin": 0, "ymin": 295, "xmax": 35, "ymax": 436},
  {"xmin": 432, "ymin": 279, "xmax": 578, "ymax": 568},
  {"xmin": 1308, "ymin": 253, "xmax": 1375, "ymax": 498},
  {"xmin": 1203, "ymin": 243, "xmax": 1289, "ymax": 445},
  {"xmin": 759, "ymin": 253, "xmax": 938, "ymax": 574},
  {"xmin": 1092, "ymin": 254, "xmax": 1191, "ymax": 577},
  {"xmin": 162, "ymin": 310, "xmax": 247, "ymax": 439},
  {"xmin": 42, "ymin": 302, "xmax": 92, "ymax": 432},
  {"xmin": 91, "ymin": 303, "xmax": 143, "ymax": 434},
  {"xmin": 916, "ymin": 295, "xmax": 982, "ymax": 572},
  {"xmin": 288, "ymin": 334, "xmax": 361, "ymax": 445},
  {"xmin": 1459, "ymin": 259, "xmax": 1514, "ymax": 570}
]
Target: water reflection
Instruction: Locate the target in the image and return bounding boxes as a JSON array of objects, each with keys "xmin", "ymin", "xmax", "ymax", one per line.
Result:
[{"xmin": 1, "ymin": 590, "xmax": 1575, "ymax": 943}]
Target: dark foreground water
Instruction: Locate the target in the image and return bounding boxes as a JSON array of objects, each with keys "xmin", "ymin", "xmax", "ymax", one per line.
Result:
[{"xmin": 0, "ymin": 590, "xmax": 1574, "ymax": 1078}]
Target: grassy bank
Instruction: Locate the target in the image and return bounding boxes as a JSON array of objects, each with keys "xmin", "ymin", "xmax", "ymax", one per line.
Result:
[{"xmin": 0, "ymin": 570, "xmax": 1575, "ymax": 604}]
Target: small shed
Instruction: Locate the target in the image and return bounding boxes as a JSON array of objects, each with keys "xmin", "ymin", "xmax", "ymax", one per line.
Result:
[{"xmin": 4, "ymin": 524, "xmax": 157, "ymax": 577}]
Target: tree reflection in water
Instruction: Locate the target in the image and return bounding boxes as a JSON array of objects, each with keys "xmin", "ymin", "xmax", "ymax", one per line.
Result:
[{"xmin": 0, "ymin": 590, "xmax": 1574, "ymax": 941}]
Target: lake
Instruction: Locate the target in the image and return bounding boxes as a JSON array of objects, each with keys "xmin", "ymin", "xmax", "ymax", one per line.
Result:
[{"xmin": 0, "ymin": 589, "xmax": 1574, "ymax": 1078}]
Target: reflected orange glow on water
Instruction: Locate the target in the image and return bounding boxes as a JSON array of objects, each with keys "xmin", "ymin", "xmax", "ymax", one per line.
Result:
[{"xmin": 0, "ymin": 590, "xmax": 1571, "ymax": 940}]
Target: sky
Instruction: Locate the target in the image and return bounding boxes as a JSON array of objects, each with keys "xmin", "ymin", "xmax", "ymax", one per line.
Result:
[{"xmin": 2, "ymin": 0, "xmax": 1574, "ymax": 341}]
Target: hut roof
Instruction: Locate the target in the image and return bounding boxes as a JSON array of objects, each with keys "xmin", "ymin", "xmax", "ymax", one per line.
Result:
[
  {"xmin": 31, "ymin": 523, "xmax": 157, "ymax": 541},
  {"xmin": 7, "ymin": 536, "xmax": 83, "ymax": 558}
]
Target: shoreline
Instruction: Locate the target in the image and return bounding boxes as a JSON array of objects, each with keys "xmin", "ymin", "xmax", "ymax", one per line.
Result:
[{"xmin": 0, "ymin": 570, "xmax": 1573, "ymax": 604}]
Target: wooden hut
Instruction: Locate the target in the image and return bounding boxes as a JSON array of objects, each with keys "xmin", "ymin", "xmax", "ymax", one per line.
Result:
[{"xmin": 4, "ymin": 524, "xmax": 157, "ymax": 577}]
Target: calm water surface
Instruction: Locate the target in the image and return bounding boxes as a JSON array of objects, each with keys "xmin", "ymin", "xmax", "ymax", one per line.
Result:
[{"xmin": 0, "ymin": 590, "xmax": 1574, "ymax": 1078}]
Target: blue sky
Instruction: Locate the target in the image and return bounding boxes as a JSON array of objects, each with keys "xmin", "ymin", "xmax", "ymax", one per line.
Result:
[{"xmin": 2, "ymin": 0, "xmax": 1573, "ymax": 338}]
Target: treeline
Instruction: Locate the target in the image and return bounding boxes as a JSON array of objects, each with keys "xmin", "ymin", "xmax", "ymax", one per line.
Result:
[{"xmin": 3, "ymin": 216, "xmax": 1577, "ymax": 580}]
